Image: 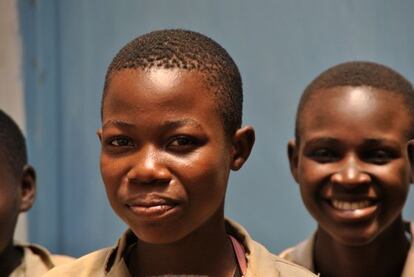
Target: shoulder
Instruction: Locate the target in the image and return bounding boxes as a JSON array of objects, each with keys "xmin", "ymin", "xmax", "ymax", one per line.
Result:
[
  {"xmin": 279, "ymin": 245, "xmax": 295, "ymax": 260},
  {"xmin": 50, "ymin": 254, "xmax": 76, "ymax": 266},
  {"xmin": 248, "ymin": 239, "xmax": 317, "ymax": 277},
  {"xmin": 279, "ymin": 240, "xmax": 306, "ymax": 261},
  {"xmin": 43, "ymin": 248, "xmax": 112, "ymax": 277},
  {"xmin": 224, "ymin": 219, "xmax": 317, "ymax": 276},
  {"xmin": 10, "ymin": 242, "xmax": 75, "ymax": 277},
  {"xmin": 272, "ymin": 255, "xmax": 317, "ymax": 276},
  {"xmin": 279, "ymin": 234, "xmax": 315, "ymax": 272},
  {"xmin": 25, "ymin": 243, "xmax": 75, "ymax": 266}
]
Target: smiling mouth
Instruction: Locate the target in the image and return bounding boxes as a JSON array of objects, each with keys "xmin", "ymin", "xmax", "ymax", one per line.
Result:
[
  {"xmin": 331, "ymin": 200, "xmax": 374, "ymax": 210},
  {"xmin": 324, "ymin": 198, "xmax": 379, "ymax": 222}
]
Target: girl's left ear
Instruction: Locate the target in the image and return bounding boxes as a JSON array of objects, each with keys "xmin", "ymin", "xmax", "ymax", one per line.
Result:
[{"xmin": 230, "ymin": 126, "xmax": 255, "ymax": 171}]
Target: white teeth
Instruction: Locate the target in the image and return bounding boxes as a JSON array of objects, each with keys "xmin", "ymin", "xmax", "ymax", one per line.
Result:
[{"xmin": 331, "ymin": 200, "xmax": 372, "ymax": 210}]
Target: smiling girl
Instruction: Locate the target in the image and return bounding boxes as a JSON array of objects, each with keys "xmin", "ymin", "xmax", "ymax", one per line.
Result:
[{"xmin": 282, "ymin": 61, "xmax": 414, "ymax": 277}]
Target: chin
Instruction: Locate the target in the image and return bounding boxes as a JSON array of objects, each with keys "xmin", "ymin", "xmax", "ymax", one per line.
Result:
[
  {"xmin": 131, "ymin": 224, "xmax": 190, "ymax": 245},
  {"xmin": 329, "ymin": 228, "xmax": 380, "ymax": 247}
]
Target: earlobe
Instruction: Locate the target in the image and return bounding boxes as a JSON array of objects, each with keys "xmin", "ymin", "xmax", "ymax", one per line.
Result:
[
  {"xmin": 230, "ymin": 126, "xmax": 255, "ymax": 171},
  {"xmin": 97, "ymin": 129, "xmax": 103, "ymax": 142},
  {"xmin": 288, "ymin": 139, "xmax": 299, "ymax": 183},
  {"xmin": 19, "ymin": 165, "xmax": 36, "ymax": 212}
]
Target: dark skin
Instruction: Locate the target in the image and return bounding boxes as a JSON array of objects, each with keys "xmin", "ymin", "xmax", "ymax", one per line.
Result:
[
  {"xmin": 128, "ymin": 205, "xmax": 235, "ymax": 276},
  {"xmin": 314, "ymin": 218, "xmax": 410, "ymax": 277},
  {"xmin": 99, "ymin": 68, "xmax": 255, "ymax": 276},
  {"xmin": 0, "ymin": 164, "xmax": 36, "ymax": 276},
  {"xmin": 0, "ymin": 243, "xmax": 23, "ymax": 276},
  {"xmin": 288, "ymin": 86, "xmax": 412, "ymax": 277}
]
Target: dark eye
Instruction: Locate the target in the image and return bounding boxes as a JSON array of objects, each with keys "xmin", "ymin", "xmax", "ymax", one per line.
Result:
[
  {"xmin": 308, "ymin": 148, "xmax": 338, "ymax": 163},
  {"xmin": 108, "ymin": 137, "xmax": 134, "ymax": 147},
  {"xmin": 167, "ymin": 136, "xmax": 199, "ymax": 152},
  {"xmin": 364, "ymin": 149, "xmax": 395, "ymax": 164}
]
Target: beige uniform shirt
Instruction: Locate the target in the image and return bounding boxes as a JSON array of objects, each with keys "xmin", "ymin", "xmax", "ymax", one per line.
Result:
[
  {"xmin": 279, "ymin": 222, "xmax": 414, "ymax": 277},
  {"xmin": 9, "ymin": 242, "xmax": 74, "ymax": 277},
  {"xmin": 44, "ymin": 219, "xmax": 316, "ymax": 277}
]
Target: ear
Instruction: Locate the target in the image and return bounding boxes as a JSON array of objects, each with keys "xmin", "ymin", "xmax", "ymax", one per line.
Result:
[
  {"xmin": 230, "ymin": 126, "xmax": 255, "ymax": 171},
  {"xmin": 287, "ymin": 139, "xmax": 300, "ymax": 183},
  {"xmin": 97, "ymin": 128, "xmax": 103, "ymax": 142},
  {"xmin": 407, "ymin": 139, "xmax": 414, "ymax": 184},
  {"xmin": 19, "ymin": 165, "xmax": 36, "ymax": 212}
]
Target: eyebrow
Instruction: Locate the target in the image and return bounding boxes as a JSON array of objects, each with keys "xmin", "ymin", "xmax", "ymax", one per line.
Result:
[
  {"xmin": 305, "ymin": 137, "xmax": 400, "ymax": 146},
  {"xmin": 162, "ymin": 119, "xmax": 203, "ymax": 130},
  {"xmin": 102, "ymin": 118, "xmax": 203, "ymax": 130},
  {"xmin": 305, "ymin": 137, "xmax": 340, "ymax": 145},
  {"xmin": 361, "ymin": 138, "xmax": 400, "ymax": 147},
  {"xmin": 102, "ymin": 120, "xmax": 135, "ymax": 129}
]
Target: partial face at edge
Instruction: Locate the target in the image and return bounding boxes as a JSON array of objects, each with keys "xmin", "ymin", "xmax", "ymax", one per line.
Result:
[
  {"xmin": 0, "ymin": 157, "xmax": 20, "ymax": 254},
  {"xmin": 99, "ymin": 68, "xmax": 253, "ymax": 244},
  {"xmin": 289, "ymin": 86, "xmax": 412, "ymax": 245},
  {"xmin": 0, "ymin": 156, "xmax": 35, "ymax": 254}
]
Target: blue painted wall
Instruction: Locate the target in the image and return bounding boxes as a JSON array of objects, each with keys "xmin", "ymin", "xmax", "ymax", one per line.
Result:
[{"xmin": 19, "ymin": 0, "xmax": 414, "ymax": 256}]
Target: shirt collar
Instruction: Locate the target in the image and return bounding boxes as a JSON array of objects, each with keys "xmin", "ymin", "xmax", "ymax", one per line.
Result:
[
  {"xmin": 102, "ymin": 218, "xmax": 288, "ymax": 277},
  {"xmin": 103, "ymin": 219, "xmax": 255, "ymax": 276}
]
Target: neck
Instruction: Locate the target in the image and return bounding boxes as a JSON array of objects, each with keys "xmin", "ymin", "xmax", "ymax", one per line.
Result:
[
  {"xmin": 0, "ymin": 241, "xmax": 23, "ymax": 276},
  {"xmin": 128, "ymin": 207, "xmax": 237, "ymax": 276},
  {"xmin": 314, "ymin": 218, "xmax": 410, "ymax": 277}
]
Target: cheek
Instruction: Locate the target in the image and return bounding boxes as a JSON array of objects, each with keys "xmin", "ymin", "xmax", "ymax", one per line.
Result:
[
  {"xmin": 100, "ymin": 155, "xmax": 125, "ymax": 201},
  {"xmin": 172, "ymin": 149, "xmax": 230, "ymax": 200},
  {"xmin": 374, "ymin": 162, "xmax": 411, "ymax": 194},
  {"xmin": 0, "ymin": 189, "xmax": 20, "ymax": 249},
  {"xmin": 177, "ymin": 160, "xmax": 228, "ymax": 189},
  {"xmin": 0, "ymin": 202, "xmax": 18, "ymax": 228},
  {"xmin": 297, "ymin": 162, "xmax": 332, "ymax": 214},
  {"xmin": 298, "ymin": 161, "xmax": 326, "ymax": 191},
  {"xmin": 379, "ymin": 163, "xmax": 411, "ymax": 212}
]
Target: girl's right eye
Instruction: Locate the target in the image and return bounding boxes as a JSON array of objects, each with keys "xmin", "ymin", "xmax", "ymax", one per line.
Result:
[
  {"xmin": 107, "ymin": 137, "xmax": 134, "ymax": 147},
  {"xmin": 308, "ymin": 148, "xmax": 338, "ymax": 163}
]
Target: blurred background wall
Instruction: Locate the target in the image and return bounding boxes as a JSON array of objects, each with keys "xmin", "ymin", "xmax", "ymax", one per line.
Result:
[{"xmin": 14, "ymin": 0, "xmax": 414, "ymax": 256}]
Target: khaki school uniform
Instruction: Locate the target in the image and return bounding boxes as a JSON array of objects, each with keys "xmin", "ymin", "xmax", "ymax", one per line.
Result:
[
  {"xmin": 44, "ymin": 219, "xmax": 316, "ymax": 277},
  {"xmin": 9, "ymin": 242, "xmax": 74, "ymax": 277},
  {"xmin": 280, "ymin": 221, "xmax": 414, "ymax": 277}
]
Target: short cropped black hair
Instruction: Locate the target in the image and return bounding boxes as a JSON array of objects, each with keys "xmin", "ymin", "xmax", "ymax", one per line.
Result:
[
  {"xmin": 0, "ymin": 110, "xmax": 27, "ymax": 178},
  {"xmin": 295, "ymin": 61, "xmax": 414, "ymax": 141},
  {"xmin": 102, "ymin": 29, "xmax": 243, "ymax": 135}
]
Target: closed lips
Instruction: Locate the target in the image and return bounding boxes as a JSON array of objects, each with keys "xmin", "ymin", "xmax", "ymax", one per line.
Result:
[
  {"xmin": 125, "ymin": 197, "xmax": 181, "ymax": 220},
  {"xmin": 126, "ymin": 195, "xmax": 179, "ymax": 207},
  {"xmin": 126, "ymin": 200, "xmax": 177, "ymax": 209}
]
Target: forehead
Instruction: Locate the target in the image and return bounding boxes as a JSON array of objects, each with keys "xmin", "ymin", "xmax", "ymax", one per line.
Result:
[
  {"xmin": 299, "ymin": 86, "xmax": 411, "ymax": 140},
  {"xmin": 102, "ymin": 68, "xmax": 224, "ymax": 128},
  {"xmin": 104, "ymin": 68, "xmax": 214, "ymax": 110}
]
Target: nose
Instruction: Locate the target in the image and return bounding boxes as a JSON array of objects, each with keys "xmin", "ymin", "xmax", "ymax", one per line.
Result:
[
  {"xmin": 125, "ymin": 146, "xmax": 170, "ymax": 185},
  {"xmin": 331, "ymin": 156, "xmax": 371, "ymax": 187}
]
